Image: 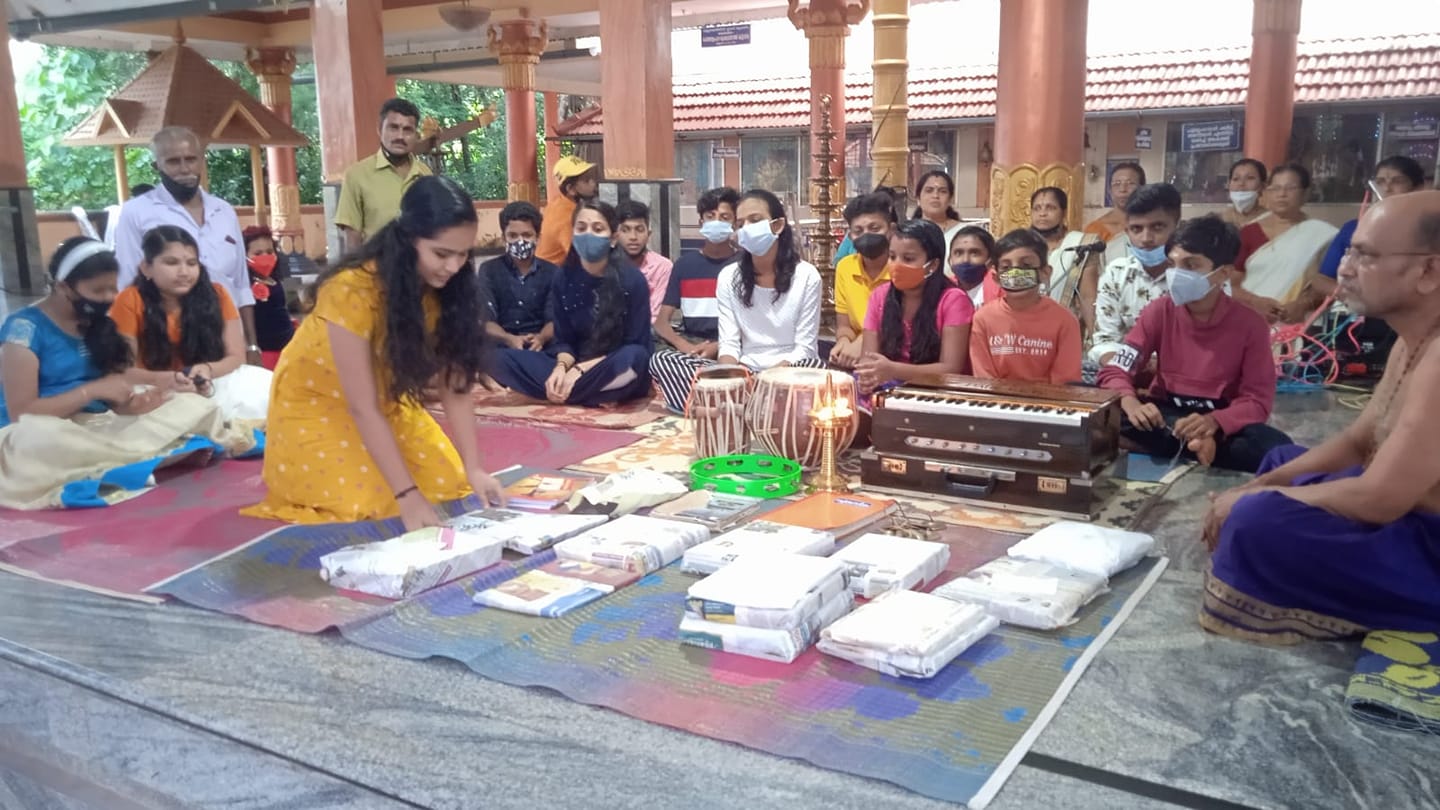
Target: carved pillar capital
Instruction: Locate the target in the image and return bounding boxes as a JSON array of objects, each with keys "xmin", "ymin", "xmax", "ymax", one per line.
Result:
[
  {"xmin": 788, "ymin": 0, "xmax": 871, "ymax": 30},
  {"xmin": 989, "ymin": 161, "xmax": 1084, "ymax": 237},
  {"xmin": 488, "ymin": 15, "xmax": 548, "ymax": 91}
]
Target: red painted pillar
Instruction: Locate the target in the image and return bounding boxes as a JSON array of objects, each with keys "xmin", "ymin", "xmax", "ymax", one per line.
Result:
[
  {"xmin": 790, "ymin": 2, "xmax": 869, "ymax": 205},
  {"xmin": 543, "ymin": 92, "xmax": 561, "ymax": 203},
  {"xmin": 598, "ymin": 0, "xmax": 674, "ymax": 180},
  {"xmin": 1244, "ymin": 0, "xmax": 1302, "ymax": 169},
  {"xmin": 489, "ymin": 13, "xmax": 547, "ymax": 203}
]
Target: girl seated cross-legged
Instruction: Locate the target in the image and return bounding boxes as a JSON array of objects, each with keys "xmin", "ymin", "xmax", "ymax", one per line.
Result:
[
  {"xmin": 243, "ymin": 176, "xmax": 507, "ymax": 530},
  {"xmin": 855, "ymin": 219, "xmax": 974, "ymax": 396}
]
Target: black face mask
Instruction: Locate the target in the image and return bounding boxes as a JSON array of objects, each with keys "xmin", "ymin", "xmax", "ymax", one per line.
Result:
[
  {"xmin": 158, "ymin": 170, "xmax": 200, "ymax": 204},
  {"xmin": 72, "ymin": 294, "xmax": 111, "ymax": 322},
  {"xmin": 382, "ymin": 147, "xmax": 410, "ymax": 166},
  {"xmin": 1033, "ymin": 223, "xmax": 1065, "ymax": 239},
  {"xmin": 854, "ymin": 232, "xmax": 889, "ymax": 260}
]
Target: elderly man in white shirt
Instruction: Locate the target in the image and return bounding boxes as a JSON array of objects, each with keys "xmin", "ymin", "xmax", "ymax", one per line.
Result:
[{"xmin": 112, "ymin": 126, "xmax": 260, "ymax": 365}]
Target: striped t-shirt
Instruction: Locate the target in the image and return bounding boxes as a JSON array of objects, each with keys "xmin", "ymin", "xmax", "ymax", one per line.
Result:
[{"xmin": 661, "ymin": 250, "xmax": 732, "ymax": 341}]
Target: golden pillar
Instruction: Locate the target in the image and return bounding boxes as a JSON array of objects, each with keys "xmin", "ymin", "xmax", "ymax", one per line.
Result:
[
  {"xmin": 790, "ymin": 1, "xmax": 869, "ymax": 206},
  {"xmin": 870, "ymin": 0, "xmax": 909, "ymax": 197},
  {"xmin": 246, "ymin": 47, "xmax": 305, "ymax": 254},
  {"xmin": 1244, "ymin": 0, "xmax": 1302, "ymax": 169},
  {"xmin": 990, "ymin": 0, "xmax": 1087, "ymax": 236},
  {"xmin": 489, "ymin": 11, "xmax": 548, "ymax": 203}
]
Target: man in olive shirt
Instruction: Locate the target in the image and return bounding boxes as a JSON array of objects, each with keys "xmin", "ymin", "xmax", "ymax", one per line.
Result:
[{"xmin": 335, "ymin": 98, "xmax": 430, "ymax": 254}]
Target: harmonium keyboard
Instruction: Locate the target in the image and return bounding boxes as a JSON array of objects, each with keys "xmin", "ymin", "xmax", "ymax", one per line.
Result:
[{"xmin": 860, "ymin": 375, "xmax": 1122, "ymax": 519}]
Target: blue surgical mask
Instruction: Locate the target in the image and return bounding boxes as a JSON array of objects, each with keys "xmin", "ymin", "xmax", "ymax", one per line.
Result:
[
  {"xmin": 1166, "ymin": 267, "xmax": 1220, "ymax": 307},
  {"xmin": 572, "ymin": 232, "xmax": 613, "ymax": 263},
  {"xmin": 736, "ymin": 218, "xmax": 780, "ymax": 256},
  {"xmin": 1129, "ymin": 242, "xmax": 1168, "ymax": 267},
  {"xmin": 951, "ymin": 262, "xmax": 989, "ymax": 287},
  {"xmin": 699, "ymin": 220, "xmax": 734, "ymax": 244}
]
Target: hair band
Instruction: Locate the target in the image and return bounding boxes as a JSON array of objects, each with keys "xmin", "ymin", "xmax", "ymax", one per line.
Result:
[{"xmin": 55, "ymin": 240, "xmax": 114, "ymax": 283}]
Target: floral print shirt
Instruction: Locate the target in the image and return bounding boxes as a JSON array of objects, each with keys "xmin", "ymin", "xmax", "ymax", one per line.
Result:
[{"xmin": 1087, "ymin": 255, "xmax": 1168, "ymax": 365}]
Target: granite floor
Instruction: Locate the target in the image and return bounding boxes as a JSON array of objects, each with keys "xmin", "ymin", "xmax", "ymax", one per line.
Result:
[{"xmin": 1, "ymin": 286, "xmax": 1437, "ymax": 808}]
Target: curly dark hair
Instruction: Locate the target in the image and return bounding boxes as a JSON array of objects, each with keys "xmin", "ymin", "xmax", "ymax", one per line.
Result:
[
  {"xmin": 50, "ymin": 236, "xmax": 131, "ymax": 374},
  {"xmin": 136, "ymin": 226, "xmax": 226, "ymax": 370},
  {"xmin": 316, "ymin": 176, "xmax": 486, "ymax": 403},
  {"xmin": 734, "ymin": 188, "xmax": 800, "ymax": 307},
  {"xmin": 568, "ymin": 200, "xmax": 627, "ymax": 360},
  {"xmin": 880, "ymin": 220, "xmax": 952, "ymax": 365}
]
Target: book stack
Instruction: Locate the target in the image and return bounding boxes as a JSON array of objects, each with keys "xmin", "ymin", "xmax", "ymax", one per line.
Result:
[
  {"xmin": 679, "ymin": 553, "xmax": 855, "ymax": 663},
  {"xmin": 447, "ymin": 509, "xmax": 609, "ymax": 554},
  {"xmin": 680, "ymin": 520, "xmax": 836, "ymax": 575},
  {"xmin": 503, "ymin": 470, "xmax": 595, "ymax": 511},
  {"xmin": 553, "ymin": 514, "xmax": 710, "ymax": 574},
  {"xmin": 830, "ymin": 533, "xmax": 951, "ymax": 598},
  {"xmin": 818, "ymin": 589, "xmax": 999, "ymax": 678},
  {"xmin": 764, "ymin": 492, "xmax": 898, "ymax": 536},
  {"xmin": 931, "ymin": 557, "xmax": 1107, "ymax": 630},
  {"xmin": 650, "ymin": 489, "xmax": 767, "ymax": 531},
  {"xmin": 318, "ymin": 526, "xmax": 505, "ymax": 599}
]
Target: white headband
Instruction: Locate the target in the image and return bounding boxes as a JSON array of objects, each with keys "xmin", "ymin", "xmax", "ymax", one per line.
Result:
[{"xmin": 55, "ymin": 241, "xmax": 114, "ymax": 283}]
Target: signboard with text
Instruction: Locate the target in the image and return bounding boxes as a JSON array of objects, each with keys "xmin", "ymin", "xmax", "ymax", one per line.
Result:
[
  {"xmin": 701, "ymin": 24, "xmax": 751, "ymax": 48},
  {"xmin": 1134, "ymin": 127, "xmax": 1152, "ymax": 150},
  {"xmin": 712, "ymin": 146, "xmax": 740, "ymax": 159},
  {"xmin": 1180, "ymin": 120, "xmax": 1241, "ymax": 152}
]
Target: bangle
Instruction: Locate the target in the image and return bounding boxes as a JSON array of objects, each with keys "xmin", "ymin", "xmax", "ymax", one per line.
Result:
[
  {"xmin": 246, "ymin": 344, "xmax": 260, "ymax": 353},
  {"xmin": 394, "ymin": 485, "xmax": 419, "ymax": 501}
]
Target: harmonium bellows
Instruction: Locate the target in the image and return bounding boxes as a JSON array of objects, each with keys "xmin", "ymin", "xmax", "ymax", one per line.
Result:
[{"xmin": 861, "ymin": 375, "xmax": 1122, "ymax": 520}]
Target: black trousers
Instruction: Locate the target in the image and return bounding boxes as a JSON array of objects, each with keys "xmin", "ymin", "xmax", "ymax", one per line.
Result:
[{"xmin": 1120, "ymin": 398, "xmax": 1291, "ymax": 474}]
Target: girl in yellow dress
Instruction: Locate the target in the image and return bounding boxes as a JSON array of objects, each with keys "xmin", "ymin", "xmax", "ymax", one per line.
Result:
[{"xmin": 243, "ymin": 176, "xmax": 505, "ymax": 530}]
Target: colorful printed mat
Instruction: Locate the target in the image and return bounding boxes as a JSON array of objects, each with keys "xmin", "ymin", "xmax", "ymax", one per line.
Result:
[
  {"xmin": 337, "ymin": 523, "xmax": 1167, "ymax": 806},
  {"xmin": 456, "ymin": 387, "xmax": 670, "ymax": 430}
]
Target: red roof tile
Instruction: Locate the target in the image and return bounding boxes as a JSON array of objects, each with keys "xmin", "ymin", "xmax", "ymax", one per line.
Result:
[{"xmin": 568, "ymin": 34, "xmax": 1440, "ymax": 135}]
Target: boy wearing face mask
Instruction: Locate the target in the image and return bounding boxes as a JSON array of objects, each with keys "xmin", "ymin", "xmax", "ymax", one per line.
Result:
[
  {"xmin": 477, "ymin": 201, "xmax": 559, "ymax": 352},
  {"xmin": 1097, "ymin": 215, "xmax": 1289, "ymax": 473},
  {"xmin": 830, "ymin": 192, "xmax": 899, "ymax": 369},
  {"xmin": 1088, "ymin": 184, "xmax": 1184, "ymax": 367},
  {"xmin": 968, "ymin": 230, "xmax": 1083, "ymax": 384}
]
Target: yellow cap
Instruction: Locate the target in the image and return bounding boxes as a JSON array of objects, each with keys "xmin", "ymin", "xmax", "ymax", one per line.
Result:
[{"xmin": 554, "ymin": 154, "xmax": 596, "ymax": 180}]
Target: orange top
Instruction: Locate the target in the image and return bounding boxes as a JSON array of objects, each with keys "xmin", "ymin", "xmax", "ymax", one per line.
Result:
[
  {"xmin": 1082, "ymin": 219, "xmax": 1118, "ymax": 243},
  {"xmin": 110, "ymin": 283, "xmax": 239, "ymax": 370},
  {"xmin": 968, "ymin": 297, "xmax": 1083, "ymax": 385},
  {"xmin": 536, "ymin": 194, "xmax": 578, "ymax": 264}
]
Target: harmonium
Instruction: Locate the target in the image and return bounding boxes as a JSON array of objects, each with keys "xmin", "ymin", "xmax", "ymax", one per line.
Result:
[{"xmin": 860, "ymin": 375, "xmax": 1122, "ymax": 519}]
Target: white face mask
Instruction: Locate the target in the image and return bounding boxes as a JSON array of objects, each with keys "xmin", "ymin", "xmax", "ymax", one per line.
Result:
[
  {"xmin": 736, "ymin": 218, "xmax": 780, "ymax": 256},
  {"xmin": 1229, "ymin": 190, "xmax": 1259, "ymax": 214}
]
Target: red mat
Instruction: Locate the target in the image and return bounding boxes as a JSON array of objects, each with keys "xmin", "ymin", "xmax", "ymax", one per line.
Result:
[{"xmin": 0, "ymin": 419, "xmax": 642, "ymax": 602}]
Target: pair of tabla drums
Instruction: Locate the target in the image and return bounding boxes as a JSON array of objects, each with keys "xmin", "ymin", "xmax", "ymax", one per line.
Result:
[{"xmin": 685, "ymin": 364, "xmax": 859, "ymax": 467}]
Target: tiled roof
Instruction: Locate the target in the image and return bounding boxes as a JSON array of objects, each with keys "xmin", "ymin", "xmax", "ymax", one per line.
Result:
[{"xmin": 567, "ymin": 34, "xmax": 1440, "ymax": 135}]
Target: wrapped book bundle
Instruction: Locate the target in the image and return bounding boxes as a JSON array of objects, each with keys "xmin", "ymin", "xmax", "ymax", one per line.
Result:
[
  {"xmin": 818, "ymin": 589, "xmax": 999, "ymax": 679},
  {"xmin": 554, "ymin": 514, "xmax": 710, "ymax": 574},
  {"xmin": 471, "ymin": 559, "xmax": 643, "ymax": 618},
  {"xmin": 830, "ymin": 533, "xmax": 951, "ymax": 598},
  {"xmin": 447, "ymin": 509, "xmax": 609, "ymax": 555},
  {"xmin": 680, "ymin": 520, "xmax": 837, "ymax": 576},
  {"xmin": 678, "ymin": 553, "xmax": 855, "ymax": 663},
  {"xmin": 931, "ymin": 557, "xmax": 1108, "ymax": 630},
  {"xmin": 318, "ymin": 526, "xmax": 505, "ymax": 599},
  {"xmin": 1006, "ymin": 521, "xmax": 1155, "ymax": 579}
]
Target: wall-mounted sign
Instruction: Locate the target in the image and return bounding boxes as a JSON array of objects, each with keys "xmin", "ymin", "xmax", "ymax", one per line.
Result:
[
  {"xmin": 1134, "ymin": 127, "xmax": 1153, "ymax": 150},
  {"xmin": 701, "ymin": 24, "xmax": 751, "ymax": 48},
  {"xmin": 1180, "ymin": 120, "xmax": 1241, "ymax": 153},
  {"xmin": 1388, "ymin": 118, "xmax": 1440, "ymax": 140},
  {"xmin": 711, "ymin": 146, "xmax": 740, "ymax": 159}
]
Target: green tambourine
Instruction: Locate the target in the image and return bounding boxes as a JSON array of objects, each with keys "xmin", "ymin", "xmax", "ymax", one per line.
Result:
[{"xmin": 690, "ymin": 453, "xmax": 802, "ymax": 499}]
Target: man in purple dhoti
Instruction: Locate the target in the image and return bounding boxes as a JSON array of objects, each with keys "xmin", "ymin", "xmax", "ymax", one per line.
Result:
[{"xmin": 1201, "ymin": 190, "xmax": 1440, "ymax": 645}]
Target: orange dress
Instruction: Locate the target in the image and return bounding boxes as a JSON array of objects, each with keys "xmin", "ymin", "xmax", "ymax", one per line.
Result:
[
  {"xmin": 240, "ymin": 266, "xmax": 470, "ymax": 524},
  {"xmin": 536, "ymin": 194, "xmax": 577, "ymax": 264},
  {"xmin": 109, "ymin": 283, "xmax": 239, "ymax": 370}
]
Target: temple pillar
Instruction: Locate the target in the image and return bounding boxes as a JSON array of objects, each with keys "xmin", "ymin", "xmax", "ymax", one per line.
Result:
[
  {"xmin": 543, "ymin": 91, "xmax": 561, "ymax": 203},
  {"xmin": 247, "ymin": 47, "xmax": 306, "ymax": 255},
  {"xmin": 0, "ymin": 0, "xmax": 41, "ymax": 293},
  {"xmin": 990, "ymin": 0, "xmax": 1087, "ymax": 236},
  {"xmin": 489, "ymin": 12, "xmax": 548, "ymax": 204},
  {"xmin": 790, "ymin": 1, "xmax": 868, "ymax": 205},
  {"xmin": 1244, "ymin": 0, "xmax": 1302, "ymax": 169},
  {"xmin": 870, "ymin": 0, "xmax": 909, "ymax": 199},
  {"xmin": 310, "ymin": 0, "xmax": 387, "ymax": 260}
]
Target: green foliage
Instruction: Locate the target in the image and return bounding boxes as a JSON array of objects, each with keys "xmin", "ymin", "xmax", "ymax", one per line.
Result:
[{"xmin": 395, "ymin": 79, "xmax": 516, "ymax": 200}]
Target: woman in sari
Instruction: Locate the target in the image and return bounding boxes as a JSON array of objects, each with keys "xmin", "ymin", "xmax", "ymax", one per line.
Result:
[
  {"xmin": 911, "ymin": 170, "xmax": 964, "ymax": 248},
  {"xmin": 1220, "ymin": 158, "xmax": 1270, "ymax": 229},
  {"xmin": 1084, "ymin": 162, "xmax": 1145, "ymax": 267},
  {"xmin": 1231, "ymin": 163, "xmax": 1339, "ymax": 323},
  {"xmin": 1030, "ymin": 186, "xmax": 1101, "ymax": 334}
]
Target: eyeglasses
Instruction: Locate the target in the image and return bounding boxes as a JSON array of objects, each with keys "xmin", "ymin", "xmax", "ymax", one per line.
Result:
[{"xmin": 1341, "ymin": 246, "xmax": 1437, "ymax": 268}]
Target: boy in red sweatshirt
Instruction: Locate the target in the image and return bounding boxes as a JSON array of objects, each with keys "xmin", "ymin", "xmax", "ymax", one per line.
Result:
[{"xmin": 1097, "ymin": 214, "xmax": 1290, "ymax": 472}]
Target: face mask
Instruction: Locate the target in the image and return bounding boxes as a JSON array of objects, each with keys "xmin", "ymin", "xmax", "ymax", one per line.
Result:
[
  {"xmin": 572, "ymin": 232, "xmax": 613, "ymax": 263},
  {"xmin": 736, "ymin": 219, "xmax": 779, "ymax": 257},
  {"xmin": 1032, "ymin": 223, "xmax": 1064, "ymax": 239},
  {"xmin": 998, "ymin": 267, "xmax": 1040, "ymax": 292},
  {"xmin": 71, "ymin": 294, "xmax": 111, "ymax": 322},
  {"xmin": 1166, "ymin": 267, "xmax": 1220, "ymax": 307},
  {"xmin": 854, "ymin": 232, "xmax": 889, "ymax": 260},
  {"xmin": 951, "ymin": 262, "xmax": 989, "ymax": 288},
  {"xmin": 1128, "ymin": 242, "xmax": 1169, "ymax": 267},
  {"xmin": 889, "ymin": 262, "xmax": 930, "ymax": 291},
  {"xmin": 157, "ymin": 170, "xmax": 199, "ymax": 204},
  {"xmin": 247, "ymin": 253, "xmax": 278, "ymax": 278},
  {"xmin": 507, "ymin": 239, "xmax": 536, "ymax": 261},
  {"xmin": 1229, "ymin": 190, "xmax": 1259, "ymax": 213},
  {"xmin": 699, "ymin": 220, "xmax": 734, "ymax": 244},
  {"xmin": 382, "ymin": 147, "xmax": 410, "ymax": 166}
]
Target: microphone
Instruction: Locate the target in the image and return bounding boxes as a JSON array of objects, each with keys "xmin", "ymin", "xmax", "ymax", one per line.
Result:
[{"xmin": 1063, "ymin": 241, "xmax": 1107, "ymax": 255}]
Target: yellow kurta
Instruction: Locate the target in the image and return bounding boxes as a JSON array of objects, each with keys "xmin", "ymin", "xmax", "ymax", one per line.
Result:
[{"xmin": 241, "ymin": 266, "xmax": 470, "ymax": 524}]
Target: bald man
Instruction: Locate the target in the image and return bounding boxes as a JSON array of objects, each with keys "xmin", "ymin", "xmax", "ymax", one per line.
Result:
[
  {"xmin": 1199, "ymin": 190, "xmax": 1440, "ymax": 644},
  {"xmin": 112, "ymin": 126, "xmax": 260, "ymax": 365}
]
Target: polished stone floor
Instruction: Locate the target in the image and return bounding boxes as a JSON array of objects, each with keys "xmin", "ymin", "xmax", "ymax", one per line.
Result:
[{"xmin": 1, "ymin": 284, "xmax": 1436, "ymax": 808}]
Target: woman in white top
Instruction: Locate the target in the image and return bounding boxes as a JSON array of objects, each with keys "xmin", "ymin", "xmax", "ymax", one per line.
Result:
[
  {"xmin": 716, "ymin": 189, "xmax": 824, "ymax": 370},
  {"xmin": 1030, "ymin": 186, "xmax": 1101, "ymax": 334}
]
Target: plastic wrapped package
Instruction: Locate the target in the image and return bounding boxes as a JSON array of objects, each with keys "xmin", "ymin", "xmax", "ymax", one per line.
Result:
[
  {"xmin": 685, "ymin": 553, "xmax": 849, "ymax": 630},
  {"xmin": 319, "ymin": 526, "xmax": 505, "ymax": 599},
  {"xmin": 447, "ymin": 509, "xmax": 609, "ymax": 554},
  {"xmin": 931, "ymin": 557, "xmax": 1108, "ymax": 629},
  {"xmin": 678, "ymin": 588, "xmax": 855, "ymax": 663},
  {"xmin": 553, "ymin": 514, "xmax": 710, "ymax": 573},
  {"xmin": 818, "ymin": 589, "xmax": 998, "ymax": 678},
  {"xmin": 830, "ymin": 533, "xmax": 951, "ymax": 597},
  {"xmin": 471, "ymin": 569, "xmax": 611, "ymax": 617},
  {"xmin": 681, "ymin": 521, "xmax": 837, "ymax": 576},
  {"xmin": 1006, "ymin": 521, "xmax": 1155, "ymax": 578}
]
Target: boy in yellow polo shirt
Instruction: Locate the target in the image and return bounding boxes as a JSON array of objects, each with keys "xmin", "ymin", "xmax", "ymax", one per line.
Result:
[
  {"xmin": 828, "ymin": 192, "xmax": 898, "ymax": 368},
  {"xmin": 335, "ymin": 98, "xmax": 430, "ymax": 254}
]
